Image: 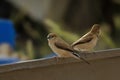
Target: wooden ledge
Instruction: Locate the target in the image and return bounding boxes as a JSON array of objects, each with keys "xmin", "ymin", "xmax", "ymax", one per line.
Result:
[{"xmin": 0, "ymin": 48, "xmax": 120, "ymax": 74}]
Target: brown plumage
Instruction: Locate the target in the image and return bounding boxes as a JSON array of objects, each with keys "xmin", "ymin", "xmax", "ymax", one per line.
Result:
[
  {"xmin": 71, "ymin": 24, "xmax": 100, "ymax": 52},
  {"xmin": 47, "ymin": 33, "xmax": 89, "ymax": 64}
]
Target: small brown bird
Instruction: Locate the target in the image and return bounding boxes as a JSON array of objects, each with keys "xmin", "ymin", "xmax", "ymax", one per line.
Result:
[
  {"xmin": 47, "ymin": 33, "xmax": 89, "ymax": 64},
  {"xmin": 71, "ymin": 24, "xmax": 100, "ymax": 52}
]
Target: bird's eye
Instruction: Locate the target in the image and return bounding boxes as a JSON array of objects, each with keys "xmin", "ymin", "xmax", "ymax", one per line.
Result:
[{"xmin": 50, "ymin": 36, "xmax": 53, "ymax": 39}]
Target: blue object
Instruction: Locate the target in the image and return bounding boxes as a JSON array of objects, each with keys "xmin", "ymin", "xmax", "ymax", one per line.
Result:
[
  {"xmin": 45, "ymin": 53, "xmax": 57, "ymax": 58},
  {"xmin": 0, "ymin": 58, "xmax": 20, "ymax": 65},
  {"xmin": 0, "ymin": 19, "xmax": 16, "ymax": 48}
]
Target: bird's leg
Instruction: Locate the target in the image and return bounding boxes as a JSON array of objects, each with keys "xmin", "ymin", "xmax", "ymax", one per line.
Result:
[
  {"xmin": 53, "ymin": 56, "xmax": 66, "ymax": 64},
  {"xmin": 53, "ymin": 56, "xmax": 59, "ymax": 63}
]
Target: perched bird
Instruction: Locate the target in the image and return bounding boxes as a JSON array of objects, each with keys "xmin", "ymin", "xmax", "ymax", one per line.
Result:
[
  {"xmin": 47, "ymin": 33, "xmax": 89, "ymax": 64},
  {"xmin": 71, "ymin": 24, "xmax": 100, "ymax": 52}
]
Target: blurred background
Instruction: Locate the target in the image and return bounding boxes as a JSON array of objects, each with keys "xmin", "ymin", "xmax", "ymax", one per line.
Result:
[{"xmin": 0, "ymin": 0, "xmax": 120, "ymax": 64}]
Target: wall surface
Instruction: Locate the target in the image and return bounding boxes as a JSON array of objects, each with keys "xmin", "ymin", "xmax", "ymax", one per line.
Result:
[
  {"xmin": 0, "ymin": 49, "xmax": 120, "ymax": 80},
  {"xmin": 10, "ymin": 0, "xmax": 51, "ymax": 20},
  {"xmin": 10, "ymin": 0, "xmax": 70, "ymax": 22}
]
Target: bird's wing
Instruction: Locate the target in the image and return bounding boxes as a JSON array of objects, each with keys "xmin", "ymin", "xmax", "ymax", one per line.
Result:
[
  {"xmin": 55, "ymin": 42, "xmax": 74, "ymax": 53},
  {"xmin": 72, "ymin": 35, "xmax": 93, "ymax": 47},
  {"xmin": 55, "ymin": 41, "xmax": 90, "ymax": 64},
  {"xmin": 55, "ymin": 42, "xmax": 83, "ymax": 57}
]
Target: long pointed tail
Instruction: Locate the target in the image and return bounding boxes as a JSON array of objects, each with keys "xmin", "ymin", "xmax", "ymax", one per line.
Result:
[
  {"xmin": 80, "ymin": 57, "xmax": 90, "ymax": 64},
  {"xmin": 72, "ymin": 51, "xmax": 90, "ymax": 64}
]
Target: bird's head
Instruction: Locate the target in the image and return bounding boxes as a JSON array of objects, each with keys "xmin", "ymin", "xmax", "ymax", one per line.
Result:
[
  {"xmin": 90, "ymin": 24, "xmax": 100, "ymax": 36},
  {"xmin": 47, "ymin": 33, "xmax": 57, "ymax": 40}
]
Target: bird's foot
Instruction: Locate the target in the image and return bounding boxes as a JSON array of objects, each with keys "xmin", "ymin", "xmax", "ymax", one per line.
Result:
[
  {"xmin": 53, "ymin": 56, "xmax": 59, "ymax": 63},
  {"xmin": 53, "ymin": 56, "xmax": 65, "ymax": 64}
]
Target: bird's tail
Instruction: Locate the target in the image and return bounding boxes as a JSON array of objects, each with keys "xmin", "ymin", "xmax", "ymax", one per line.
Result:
[
  {"xmin": 72, "ymin": 51, "xmax": 90, "ymax": 64},
  {"xmin": 79, "ymin": 57, "xmax": 90, "ymax": 64}
]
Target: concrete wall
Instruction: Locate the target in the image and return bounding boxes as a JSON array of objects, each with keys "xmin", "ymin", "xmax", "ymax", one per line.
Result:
[{"xmin": 0, "ymin": 49, "xmax": 120, "ymax": 80}]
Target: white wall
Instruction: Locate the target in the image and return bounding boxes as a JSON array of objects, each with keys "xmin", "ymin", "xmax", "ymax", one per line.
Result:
[{"xmin": 10, "ymin": 0, "xmax": 52, "ymax": 20}]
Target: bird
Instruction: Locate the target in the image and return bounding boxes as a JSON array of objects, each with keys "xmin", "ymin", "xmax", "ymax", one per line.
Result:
[
  {"xmin": 71, "ymin": 24, "xmax": 100, "ymax": 52},
  {"xmin": 47, "ymin": 33, "xmax": 89, "ymax": 64}
]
